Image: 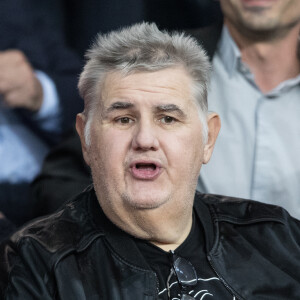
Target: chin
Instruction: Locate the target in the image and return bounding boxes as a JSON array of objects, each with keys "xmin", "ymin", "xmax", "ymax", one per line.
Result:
[{"xmin": 121, "ymin": 192, "xmax": 170, "ymax": 210}]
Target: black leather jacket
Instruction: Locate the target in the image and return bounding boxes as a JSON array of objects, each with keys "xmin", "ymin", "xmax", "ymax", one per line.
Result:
[{"xmin": 1, "ymin": 187, "xmax": 300, "ymax": 299}]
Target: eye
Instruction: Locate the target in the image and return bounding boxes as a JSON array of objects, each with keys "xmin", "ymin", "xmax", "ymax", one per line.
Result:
[
  {"xmin": 116, "ymin": 117, "xmax": 134, "ymax": 124},
  {"xmin": 160, "ymin": 116, "xmax": 176, "ymax": 124}
]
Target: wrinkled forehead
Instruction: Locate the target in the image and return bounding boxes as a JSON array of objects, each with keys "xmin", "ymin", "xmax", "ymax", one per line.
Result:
[{"xmin": 98, "ymin": 68, "xmax": 196, "ymax": 110}]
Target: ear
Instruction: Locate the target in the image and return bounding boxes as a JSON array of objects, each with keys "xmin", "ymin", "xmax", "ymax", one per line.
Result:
[
  {"xmin": 203, "ymin": 112, "xmax": 221, "ymax": 164},
  {"xmin": 76, "ymin": 113, "xmax": 91, "ymax": 167}
]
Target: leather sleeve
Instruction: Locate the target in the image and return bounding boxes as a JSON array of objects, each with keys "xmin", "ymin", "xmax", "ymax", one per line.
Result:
[{"xmin": 0, "ymin": 238, "xmax": 54, "ymax": 299}]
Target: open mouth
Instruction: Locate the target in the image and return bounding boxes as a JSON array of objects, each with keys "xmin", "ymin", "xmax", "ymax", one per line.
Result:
[
  {"xmin": 130, "ymin": 161, "xmax": 161, "ymax": 180},
  {"xmin": 135, "ymin": 163, "xmax": 157, "ymax": 171}
]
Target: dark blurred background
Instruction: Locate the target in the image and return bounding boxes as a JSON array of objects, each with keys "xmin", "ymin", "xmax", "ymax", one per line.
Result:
[
  {"xmin": 11, "ymin": 0, "xmax": 221, "ymax": 58},
  {"xmin": 62, "ymin": 0, "xmax": 222, "ymax": 57}
]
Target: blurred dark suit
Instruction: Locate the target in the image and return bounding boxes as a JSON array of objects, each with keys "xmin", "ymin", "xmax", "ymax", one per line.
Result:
[{"xmin": 0, "ymin": 0, "xmax": 83, "ymax": 226}]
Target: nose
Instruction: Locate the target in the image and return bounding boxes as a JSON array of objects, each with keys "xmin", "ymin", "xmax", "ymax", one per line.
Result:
[{"xmin": 131, "ymin": 120, "xmax": 159, "ymax": 151}]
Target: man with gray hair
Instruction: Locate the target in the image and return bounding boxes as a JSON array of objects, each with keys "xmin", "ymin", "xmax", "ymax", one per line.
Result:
[{"xmin": 1, "ymin": 23, "xmax": 300, "ymax": 299}]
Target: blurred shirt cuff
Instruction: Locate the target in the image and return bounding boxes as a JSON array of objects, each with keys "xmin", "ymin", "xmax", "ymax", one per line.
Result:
[{"xmin": 35, "ymin": 70, "xmax": 60, "ymax": 119}]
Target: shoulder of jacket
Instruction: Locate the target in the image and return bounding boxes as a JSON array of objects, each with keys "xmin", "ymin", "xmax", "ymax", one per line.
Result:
[
  {"xmin": 195, "ymin": 192, "xmax": 289, "ymax": 224},
  {"xmin": 11, "ymin": 186, "xmax": 103, "ymax": 253}
]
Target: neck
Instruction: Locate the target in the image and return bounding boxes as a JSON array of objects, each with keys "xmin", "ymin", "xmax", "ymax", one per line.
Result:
[
  {"xmin": 148, "ymin": 207, "xmax": 193, "ymax": 251},
  {"xmin": 226, "ymin": 20, "xmax": 300, "ymax": 93},
  {"xmin": 100, "ymin": 195, "xmax": 194, "ymax": 252}
]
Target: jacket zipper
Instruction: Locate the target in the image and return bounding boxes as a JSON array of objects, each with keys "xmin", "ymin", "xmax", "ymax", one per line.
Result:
[{"xmin": 207, "ymin": 255, "xmax": 242, "ymax": 300}]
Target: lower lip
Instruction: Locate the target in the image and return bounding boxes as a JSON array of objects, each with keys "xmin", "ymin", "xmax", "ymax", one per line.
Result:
[
  {"xmin": 242, "ymin": 0, "xmax": 277, "ymax": 7},
  {"xmin": 130, "ymin": 166, "xmax": 162, "ymax": 180}
]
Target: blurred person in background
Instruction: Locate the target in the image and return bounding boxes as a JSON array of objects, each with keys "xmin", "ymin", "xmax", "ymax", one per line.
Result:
[
  {"xmin": 193, "ymin": 0, "xmax": 300, "ymax": 218},
  {"xmin": 0, "ymin": 0, "xmax": 82, "ymax": 229}
]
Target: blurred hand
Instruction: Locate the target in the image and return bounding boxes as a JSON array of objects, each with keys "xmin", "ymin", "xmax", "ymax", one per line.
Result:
[
  {"xmin": 0, "ymin": 50, "xmax": 43, "ymax": 111},
  {"xmin": 0, "ymin": 211, "xmax": 5, "ymax": 219}
]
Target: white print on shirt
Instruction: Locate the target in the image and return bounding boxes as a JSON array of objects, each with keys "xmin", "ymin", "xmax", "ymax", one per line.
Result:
[{"xmin": 158, "ymin": 276, "xmax": 236, "ymax": 299}]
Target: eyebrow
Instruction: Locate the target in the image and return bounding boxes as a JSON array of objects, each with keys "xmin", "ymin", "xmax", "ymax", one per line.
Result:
[
  {"xmin": 106, "ymin": 101, "xmax": 134, "ymax": 113},
  {"xmin": 105, "ymin": 101, "xmax": 187, "ymax": 118},
  {"xmin": 154, "ymin": 104, "xmax": 187, "ymax": 118}
]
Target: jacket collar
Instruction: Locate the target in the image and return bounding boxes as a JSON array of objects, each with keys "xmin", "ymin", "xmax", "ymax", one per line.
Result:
[
  {"xmin": 89, "ymin": 188, "xmax": 152, "ymax": 271},
  {"xmin": 193, "ymin": 192, "xmax": 216, "ymax": 254}
]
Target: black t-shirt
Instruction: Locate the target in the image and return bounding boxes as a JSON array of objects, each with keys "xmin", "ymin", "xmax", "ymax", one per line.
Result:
[{"xmin": 135, "ymin": 212, "xmax": 233, "ymax": 299}]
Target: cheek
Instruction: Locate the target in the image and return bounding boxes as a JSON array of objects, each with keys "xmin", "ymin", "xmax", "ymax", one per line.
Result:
[
  {"xmin": 220, "ymin": 0, "xmax": 239, "ymax": 17},
  {"xmin": 162, "ymin": 129, "xmax": 204, "ymax": 172},
  {"xmin": 90, "ymin": 130, "xmax": 131, "ymax": 175},
  {"xmin": 282, "ymin": 4, "xmax": 300, "ymax": 23}
]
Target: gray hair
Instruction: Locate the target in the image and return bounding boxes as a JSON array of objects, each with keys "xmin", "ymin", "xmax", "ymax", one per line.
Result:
[{"xmin": 78, "ymin": 22, "xmax": 211, "ymax": 144}]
